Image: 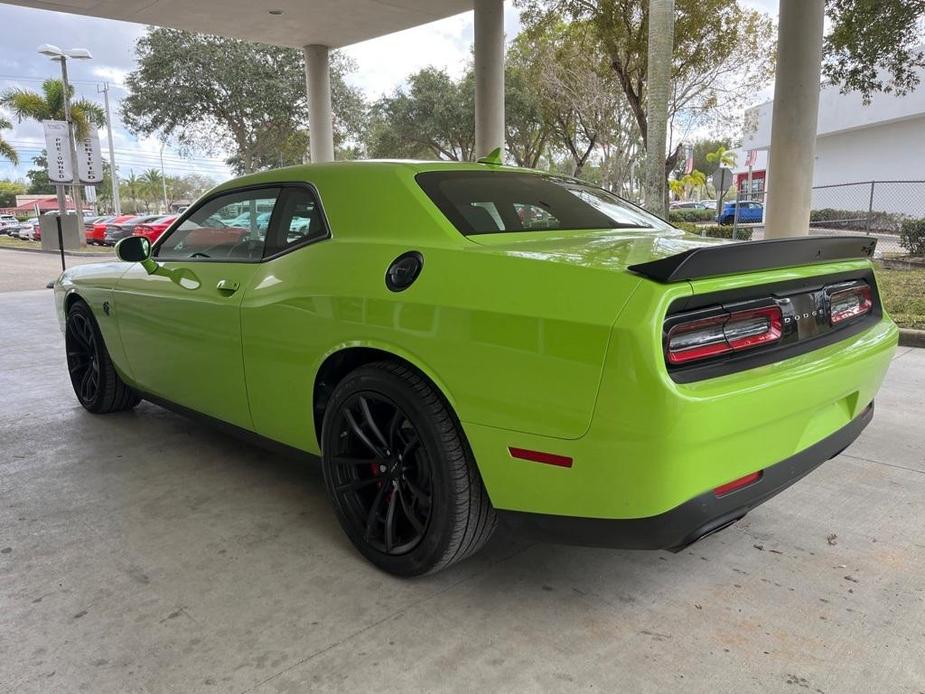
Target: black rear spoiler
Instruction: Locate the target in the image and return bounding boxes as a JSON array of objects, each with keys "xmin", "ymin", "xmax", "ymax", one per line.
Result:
[{"xmin": 628, "ymin": 236, "xmax": 877, "ymax": 283}]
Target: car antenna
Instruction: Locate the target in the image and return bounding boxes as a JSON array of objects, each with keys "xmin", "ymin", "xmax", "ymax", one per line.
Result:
[{"xmin": 477, "ymin": 147, "xmax": 503, "ymax": 166}]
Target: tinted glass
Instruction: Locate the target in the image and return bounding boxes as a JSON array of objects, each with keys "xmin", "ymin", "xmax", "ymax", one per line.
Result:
[
  {"xmin": 157, "ymin": 188, "xmax": 280, "ymax": 261},
  {"xmin": 417, "ymin": 171, "xmax": 671, "ymax": 236},
  {"xmin": 265, "ymin": 187, "xmax": 328, "ymax": 256}
]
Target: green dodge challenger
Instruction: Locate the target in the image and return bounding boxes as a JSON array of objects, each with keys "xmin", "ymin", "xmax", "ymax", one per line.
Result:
[{"xmin": 54, "ymin": 160, "xmax": 897, "ymax": 576}]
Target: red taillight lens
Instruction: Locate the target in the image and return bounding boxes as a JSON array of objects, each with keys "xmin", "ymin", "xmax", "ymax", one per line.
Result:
[
  {"xmin": 829, "ymin": 284, "xmax": 872, "ymax": 325},
  {"xmin": 667, "ymin": 305, "xmax": 782, "ymax": 365}
]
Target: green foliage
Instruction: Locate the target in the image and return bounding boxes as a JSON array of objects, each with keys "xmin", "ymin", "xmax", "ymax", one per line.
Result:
[
  {"xmin": 875, "ymin": 266, "xmax": 925, "ymax": 329},
  {"xmin": 672, "ymin": 221, "xmax": 699, "ymax": 234},
  {"xmin": 0, "ymin": 179, "xmax": 26, "ymax": 207},
  {"xmin": 0, "ymin": 117, "xmax": 17, "ymax": 166},
  {"xmin": 1, "ymin": 79, "xmax": 105, "ymax": 140},
  {"xmin": 809, "ymin": 208, "xmax": 905, "ymax": 233},
  {"xmin": 669, "ymin": 208, "xmax": 715, "ymax": 223},
  {"xmin": 366, "ymin": 67, "xmax": 474, "ymax": 161},
  {"xmin": 675, "ymin": 138, "xmax": 734, "ymax": 178},
  {"xmin": 823, "ymin": 0, "xmax": 925, "ymax": 104},
  {"xmin": 121, "ymin": 28, "xmax": 365, "ymax": 173},
  {"xmin": 700, "ymin": 224, "xmax": 753, "ymax": 241},
  {"xmin": 26, "ymin": 151, "xmax": 55, "ymax": 195},
  {"xmin": 899, "ymin": 218, "xmax": 925, "ymax": 257}
]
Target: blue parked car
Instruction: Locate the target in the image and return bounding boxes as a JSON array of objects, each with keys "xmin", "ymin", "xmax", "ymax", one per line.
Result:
[{"xmin": 718, "ymin": 201, "xmax": 764, "ymax": 225}]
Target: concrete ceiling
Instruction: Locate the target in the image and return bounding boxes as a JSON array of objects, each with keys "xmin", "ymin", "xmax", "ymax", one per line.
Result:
[{"xmin": 2, "ymin": 0, "xmax": 476, "ymax": 48}]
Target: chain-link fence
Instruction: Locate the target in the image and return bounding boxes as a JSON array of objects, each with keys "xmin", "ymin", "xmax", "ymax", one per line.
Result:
[{"xmin": 726, "ymin": 181, "xmax": 925, "ymax": 256}]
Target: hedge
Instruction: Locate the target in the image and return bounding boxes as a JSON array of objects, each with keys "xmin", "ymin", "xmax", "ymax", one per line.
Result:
[
  {"xmin": 699, "ymin": 225, "xmax": 753, "ymax": 241},
  {"xmin": 669, "ymin": 208, "xmax": 716, "ymax": 223},
  {"xmin": 809, "ymin": 208, "xmax": 905, "ymax": 233},
  {"xmin": 899, "ymin": 218, "xmax": 925, "ymax": 256}
]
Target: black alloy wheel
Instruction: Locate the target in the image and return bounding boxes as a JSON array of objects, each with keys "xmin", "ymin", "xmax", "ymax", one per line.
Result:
[
  {"xmin": 65, "ymin": 300, "xmax": 140, "ymax": 414},
  {"xmin": 321, "ymin": 362, "xmax": 496, "ymax": 576},
  {"xmin": 327, "ymin": 393, "xmax": 432, "ymax": 555}
]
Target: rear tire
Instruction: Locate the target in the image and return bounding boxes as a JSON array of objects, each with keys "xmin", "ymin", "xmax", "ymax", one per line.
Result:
[
  {"xmin": 65, "ymin": 300, "xmax": 141, "ymax": 414},
  {"xmin": 321, "ymin": 361, "xmax": 496, "ymax": 576}
]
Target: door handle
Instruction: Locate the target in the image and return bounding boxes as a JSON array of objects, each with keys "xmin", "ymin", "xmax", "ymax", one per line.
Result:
[{"xmin": 216, "ymin": 279, "xmax": 239, "ymax": 293}]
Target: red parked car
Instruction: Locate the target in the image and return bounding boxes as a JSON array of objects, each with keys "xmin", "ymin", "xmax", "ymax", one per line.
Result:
[
  {"xmin": 132, "ymin": 215, "xmax": 178, "ymax": 243},
  {"xmin": 86, "ymin": 215, "xmax": 130, "ymax": 246}
]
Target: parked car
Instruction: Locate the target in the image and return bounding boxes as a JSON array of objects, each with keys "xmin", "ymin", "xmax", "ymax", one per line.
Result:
[
  {"xmin": 86, "ymin": 215, "xmax": 122, "ymax": 245},
  {"xmin": 670, "ymin": 201, "xmax": 707, "ymax": 210},
  {"xmin": 0, "ymin": 214, "xmax": 20, "ymax": 234},
  {"xmin": 16, "ymin": 222, "xmax": 38, "ymax": 241},
  {"xmin": 54, "ymin": 161, "xmax": 897, "ymax": 577},
  {"xmin": 103, "ymin": 215, "xmax": 163, "ymax": 246},
  {"xmin": 718, "ymin": 201, "xmax": 764, "ymax": 225},
  {"xmin": 132, "ymin": 215, "xmax": 178, "ymax": 243}
]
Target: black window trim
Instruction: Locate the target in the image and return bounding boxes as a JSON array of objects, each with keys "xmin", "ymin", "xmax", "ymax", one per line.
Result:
[{"xmin": 152, "ymin": 181, "xmax": 332, "ymax": 264}]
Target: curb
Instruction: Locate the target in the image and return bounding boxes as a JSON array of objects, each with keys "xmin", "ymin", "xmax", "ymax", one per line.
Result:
[
  {"xmin": 899, "ymin": 328, "xmax": 925, "ymax": 348},
  {"xmin": 0, "ymin": 245, "xmax": 110, "ymax": 258}
]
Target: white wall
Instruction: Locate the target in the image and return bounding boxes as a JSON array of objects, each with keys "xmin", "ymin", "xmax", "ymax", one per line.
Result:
[{"xmin": 813, "ymin": 116, "xmax": 925, "ymax": 186}]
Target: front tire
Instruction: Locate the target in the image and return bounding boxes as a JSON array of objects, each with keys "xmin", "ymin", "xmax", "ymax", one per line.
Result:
[
  {"xmin": 321, "ymin": 362, "xmax": 496, "ymax": 576},
  {"xmin": 65, "ymin": 300, "xmax": 140, "ymax": 414}
]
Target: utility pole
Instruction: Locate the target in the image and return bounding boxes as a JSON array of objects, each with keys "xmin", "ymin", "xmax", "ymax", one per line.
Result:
[
  {"xmin": 158, "ymin": 142, "xmax": 169, "ymax": 213},
  {"xmin": 57, "ymin": 56, "xmax": 84, "ymax": 224},
  {"xmin": 97, "ymin": 82, "xmax": 121, "ymax": 215}
]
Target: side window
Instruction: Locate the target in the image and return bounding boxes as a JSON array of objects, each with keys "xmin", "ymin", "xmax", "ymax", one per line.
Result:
[
  {"xmin": 265, "ymin": 187, "xmax": 328, "ymax": 256},
  {"xmin": 156, "ymin": 188, "xmax": 281, "ymax": 261}
]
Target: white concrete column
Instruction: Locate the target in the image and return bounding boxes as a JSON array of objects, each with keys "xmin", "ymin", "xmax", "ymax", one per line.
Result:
[
  {"xmin": 303, "ymin": 44, "xmax": 334, "ymax": 163},
  {"xmin": 473, "ymin": 0, "xmax": 505, "ymax": 159},
  {"xmin": 764, "ymin": 0, "xmax": 825, "ymax": 238}
]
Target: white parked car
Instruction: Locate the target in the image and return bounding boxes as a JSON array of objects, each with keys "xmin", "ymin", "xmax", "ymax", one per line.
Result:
[
  {"xmin": 0, "ymin": 214, "xmax": 20, "ymax": 234},
  {"xmin": 16, "ymin": 223, "xmax": 37, "ymax": 241}
]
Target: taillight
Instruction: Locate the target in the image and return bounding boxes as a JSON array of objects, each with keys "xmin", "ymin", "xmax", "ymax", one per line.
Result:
[
  {"xmin": 828, "ymin": 283, "xmax": 872, "ymax": 325},
  {"xmin": 667, "ymin": 305, "xmax": 782, "ymax": 365}
]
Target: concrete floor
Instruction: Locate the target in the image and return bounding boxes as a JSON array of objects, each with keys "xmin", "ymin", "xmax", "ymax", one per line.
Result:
[
  {"xmin": 1, "ymin": 287, "xmax": 923, "ymax": 694},
  {"xmin": 0, "ymin": 249, "xmax": 106, "ymax": 293}
]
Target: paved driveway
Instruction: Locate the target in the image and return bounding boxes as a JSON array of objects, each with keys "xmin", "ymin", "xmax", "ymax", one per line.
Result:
[
  {"xmin": 1, "ymin": 289, "xmax": 923, "ymax": 694},
  {"xmin": 0, "ymin": 249, "xmax": 108, "ymax": 293}
]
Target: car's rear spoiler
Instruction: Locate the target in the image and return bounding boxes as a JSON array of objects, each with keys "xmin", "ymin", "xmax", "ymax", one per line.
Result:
[{"xmin": 628, "ymin": 236, "xmax": 877, "ymax": 283}]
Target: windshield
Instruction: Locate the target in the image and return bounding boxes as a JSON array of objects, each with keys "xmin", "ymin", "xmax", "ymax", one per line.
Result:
[{"xmin": 416, "ymin": 170, "xmax": 671, "ymax": 236}]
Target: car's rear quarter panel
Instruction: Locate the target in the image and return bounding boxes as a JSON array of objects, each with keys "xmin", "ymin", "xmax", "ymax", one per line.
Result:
[{"xmin": 466, "ymin": 259, "xmax": 898, "ymax": 519}]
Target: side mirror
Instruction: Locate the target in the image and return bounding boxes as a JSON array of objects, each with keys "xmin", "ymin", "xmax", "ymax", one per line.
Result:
[
  {"xmin": 116, "ymin": 236, "xmax": 151, "ymax": 262},
  {"xmin": 116, "ymin": 236, "xmax": 159, "ymax": 274}
]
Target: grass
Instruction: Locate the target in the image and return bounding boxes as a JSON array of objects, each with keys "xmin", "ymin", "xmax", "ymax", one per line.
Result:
[
  {"xmin": 875, "ymin": 265, "xmax": 925, "ymax": 330},
  {"xmin": 0, "ymin": 236, "xmax": 113, "ymax": 254}
]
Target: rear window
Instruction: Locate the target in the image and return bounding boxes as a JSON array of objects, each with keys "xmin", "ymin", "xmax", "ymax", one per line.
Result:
[{"xmin": 416, "ymin": 171, "xmax": 671, "ymax": 236}]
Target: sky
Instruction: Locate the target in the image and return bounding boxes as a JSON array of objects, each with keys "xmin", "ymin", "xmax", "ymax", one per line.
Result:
[{"xmin": 0, "ymin": 0, "xmax": 778, "ymax": 185}]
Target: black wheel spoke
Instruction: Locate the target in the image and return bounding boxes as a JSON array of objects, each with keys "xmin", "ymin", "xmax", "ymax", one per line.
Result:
[
  {"xmin": 400, "ymin": 435, "xmax": 420, "ymax": 460},
  {"xmin": 387, "ymin": 408, "xmax": 403, "ymax": 451},
  {"xmin": 345, "ymin": 409, "xmax": 386, "ymax": 458},
  {"xmin": 335, "ymin": 476, "xmax": 382, "ymax": 493},
  {"xmin": 396, "ymin": 486, "xmax": 424, "ymax": 535},
  {"xmin": 404, "ymin": 478, "xmax": 431, "ymax": 508},
  {"xmin": 332, "ymin": 456, "xmax": 376, "ymax": 467},
  {"xmin": 364, "ymin": 482, "xmax": 389, "ymax": 541},
  {"xmin": 384, "ymin": 488, "xmax": 398, "ymax": 552},
  {"xmin": 358, "ymin": 396, "xmax": 390, "ymax": 453}
]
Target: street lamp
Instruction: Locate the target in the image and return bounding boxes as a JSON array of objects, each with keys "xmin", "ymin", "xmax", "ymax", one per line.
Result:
[{"xmin": 37, "ymin": 43, "xmax": 92, "ymax": 227}]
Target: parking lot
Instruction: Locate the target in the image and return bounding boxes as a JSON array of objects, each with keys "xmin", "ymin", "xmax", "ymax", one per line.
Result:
[{"xmin": 1, "ymin": 254, "xmax": 924, "ymax": 694}]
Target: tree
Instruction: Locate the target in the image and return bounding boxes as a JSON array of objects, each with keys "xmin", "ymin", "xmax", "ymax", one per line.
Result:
[
  {"xmin": 0, "ymin": 180, "xmax": 26, "ymax": 207},
  {"xmin": 824, "ymin": 0, "xmax": 925, "ymax": 104},
  {"xmin": 140, "ymin": 169, "xmax": 165, "ymax": 211},
  {"xmin": 505, "ymin": 43, "xmax": 550, "ymax": 168},
  {"xmin": 25, "ymin": 152, "xmax": 55, "ymax": 194},
  {"xmin": 121, "ymin": 28, "xmax": 366, "ymax": 174},
  {"xmin": 0, "ymin": 117, "xmax": 17, "ymax": 166},
  {"xmin": 2, "ymin": 78, "xmax": 106, "ymax": 218},
  {"xmin": 644, "ymin": 0, "xmax": 675, "ymax": 217},
  {"xmin": 124, "ymin": 171, "xmax": 141, "ymax": 213},
  {"xmin": 366, "ymin": 68, "xmax": 475, "ymax": 161},
  {"xmin": 518, "ymin": 0, "xmax": 774, "ymax": 181}
]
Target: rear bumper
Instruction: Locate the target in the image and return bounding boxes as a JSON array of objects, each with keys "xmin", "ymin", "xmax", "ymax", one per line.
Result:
[{"xmin": 498, "ymin": 401, "xmax": 873, "ymax": 551}]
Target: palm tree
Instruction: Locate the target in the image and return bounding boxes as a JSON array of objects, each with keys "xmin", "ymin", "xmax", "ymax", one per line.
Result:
[
  {"xmin": 0, "ymin": 117, "xmax": 18, "ymax": 165},
  {"xmin": 125, "ymin": 170, "xmax": 140, "ymax": 213},
  {"xmin": 1, "ymin": 78, "xmax": 105, "ymax": 218},
  {"xmin": 643, "ymin": 0, "xmax": 676, "ymax": 219},
  {"xmin": 140, "ymin": 169, "xmax": 165, "ymax": 212},
  {"xmin": 706, "ymin": 145, "xmax": 738, "ymax": 216}
]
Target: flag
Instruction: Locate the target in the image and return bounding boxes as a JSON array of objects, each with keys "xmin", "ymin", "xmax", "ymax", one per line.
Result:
[
  {"xmin": 683, "ymin": 145, "xmax": 693, "ymax": 175},
  {"xmin": 745, "ymin": 149, "xmax": 757, "ymax": 167}
]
